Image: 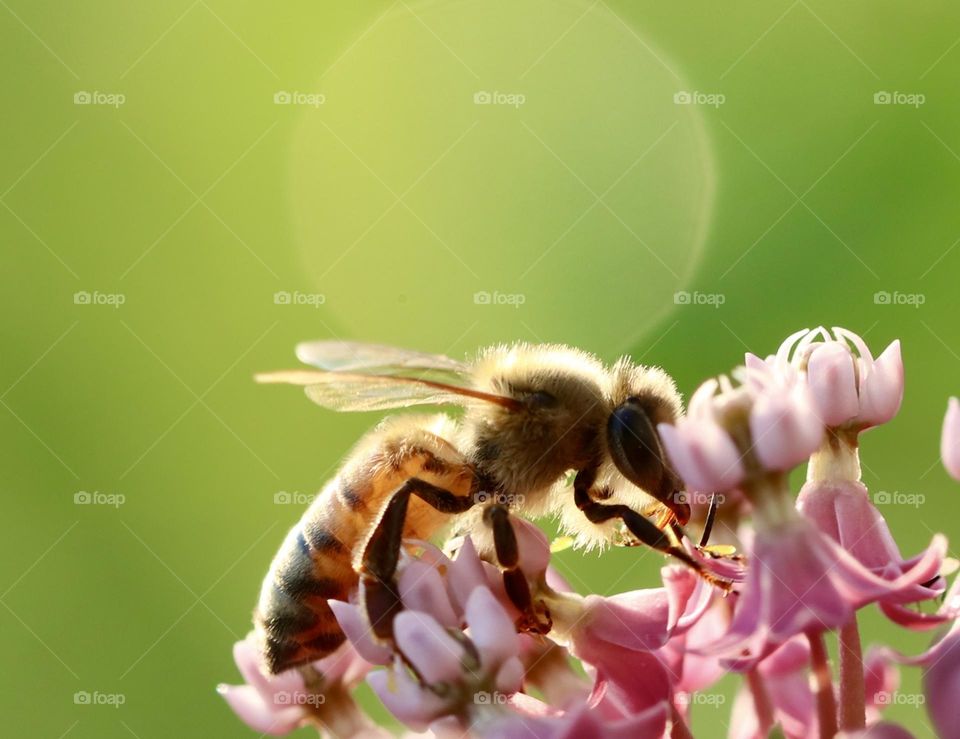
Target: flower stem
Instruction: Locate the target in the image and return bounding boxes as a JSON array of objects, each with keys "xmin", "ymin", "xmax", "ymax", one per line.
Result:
[
  {"xmin": 670, "ymin": 704, "xmax": 695, "ymax": 739},
  {"xmin": 838, "ymin": 617, "xmax": 866, "ymax": 732},
  {"xmin": 806, "ymin": 630, "xmax": 838, "ymax": 739},
  {"xmin": 746, "ymin": 668, "xmax": 775, "ymax": 735}
]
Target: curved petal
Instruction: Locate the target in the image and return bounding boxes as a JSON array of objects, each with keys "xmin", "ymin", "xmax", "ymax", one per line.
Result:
[{"xmin": 941, "ymin": 397, "xmax": 960, "ymax": 481}]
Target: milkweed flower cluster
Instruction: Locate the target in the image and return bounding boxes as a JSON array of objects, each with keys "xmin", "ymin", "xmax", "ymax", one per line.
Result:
[{"xmin": 221, "ymin": 327, "xmax": 960, "ymax": 738}]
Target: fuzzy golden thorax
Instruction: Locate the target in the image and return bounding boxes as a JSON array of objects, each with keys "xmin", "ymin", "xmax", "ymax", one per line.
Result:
[{"xmin": 459, "ymin": 344, "xmax": 609, "ymax": 498}]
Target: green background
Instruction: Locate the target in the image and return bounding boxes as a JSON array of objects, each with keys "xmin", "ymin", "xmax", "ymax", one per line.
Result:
[{"xmin": 2, "ymin": 1, "xmax": 958, "ymax": 736}]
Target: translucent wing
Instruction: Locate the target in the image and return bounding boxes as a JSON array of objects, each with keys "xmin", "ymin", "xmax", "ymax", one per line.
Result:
[
  {"xmin": 295, "ymin": 340, "xmax": 468, "ymax": 384},
  {"xmin": 255, "ymin": 369, "xmax": 520, "ymax": 412}
]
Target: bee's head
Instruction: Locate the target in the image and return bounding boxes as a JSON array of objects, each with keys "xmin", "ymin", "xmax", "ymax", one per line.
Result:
[
  {"xmin": 604, "ymin": 357, "xmax": 688, "ymax": 523},
  {"xmin": 465, "ymin": 344, "xmax": 608, "ymax": 494}
]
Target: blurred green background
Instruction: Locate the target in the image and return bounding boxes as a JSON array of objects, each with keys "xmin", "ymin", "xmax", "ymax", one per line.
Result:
[{"xmin": 2, "ymin": 1, "xmax": 959, "ymax": 736}]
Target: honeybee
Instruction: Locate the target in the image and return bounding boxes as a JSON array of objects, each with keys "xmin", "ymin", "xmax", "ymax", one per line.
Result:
[{"xmin": 253, "ymin": 341, "xmax": 714, "ymax": 674}]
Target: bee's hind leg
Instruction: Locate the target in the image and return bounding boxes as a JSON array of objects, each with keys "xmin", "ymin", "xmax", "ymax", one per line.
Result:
[
  {"xmin": 484, "ymin": 503, "xmax": 553, "ymax": 635},
  {"xmin": 359, "ymin": 478, "xmax": 475, "ymax": 642}
]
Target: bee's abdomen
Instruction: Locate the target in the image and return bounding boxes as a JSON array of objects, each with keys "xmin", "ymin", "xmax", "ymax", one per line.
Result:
[{"xmin": 254, "ymin": 512, "xmax": 358, "ymax": 674}]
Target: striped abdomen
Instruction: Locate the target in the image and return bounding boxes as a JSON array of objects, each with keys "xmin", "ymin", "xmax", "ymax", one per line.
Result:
[
  {"xmin": 253, "ymin": 414, "xmax": 474, "ymax": 674},
  {"xmin": 253, "ymin": 494, "xmax": 357, "ymax": 673}
]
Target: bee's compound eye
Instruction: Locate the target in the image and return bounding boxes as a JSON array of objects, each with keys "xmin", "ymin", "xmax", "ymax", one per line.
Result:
[{"xmin": 525, "ymin": 390, "xmax": 558, "ymax": 410}]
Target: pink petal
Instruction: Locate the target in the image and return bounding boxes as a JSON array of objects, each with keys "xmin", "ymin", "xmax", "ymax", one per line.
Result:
[
  {"xmin": 399, "ymin": 560, "xmax": 459, "ymax": 628},
  {"xmin": 465, "ymin": 586, "xmax": 519, "ymax": 669},
  {"xmin": 858, "ymin": 340, "xmax": 903, "ymax": 428},
  {"xmin": 367, "ymin": 665, "xmax": 449, "ymax": 730},
  {"xmin": 393, "ymin": 611, "xmax": 465, "ymax": 684},
  {"xmin": 941, "ymin": 397, "xmax": 960, "ymax": 481},
  {"xmin": 658, "ymin": 419, "xmax": 745, "ymax": 493},
  {"xmin": 217, "ymin": 683, "xmax": 303, "ymax": 735},
  {"xmin": 447, "ymin": 537, "xmax": 489, "ymax": 613},
  {"xmin": 494, "ymin": 656, "xmax": 525, "ymax": 693},
  {"xmin": 807, "ymin": 341, "xmax": 860, "ymax": 426},
  {"xmin": 749, "ymin": 386, "xmax": 823, "ymax": 471},
  {"xmin": 921, "ymin": 622, "xmax": 960, "ymax": 739},
  {"xmin": 233, "ymin": 637, "xmax": 303, "ymax": 702},
  {"xmin": 328, "ymin": 600, "xmax": 392, "ymax": 665},
  {"xmin": 511, "ymin": 517, "xmax": 551, "ymax": 576}
]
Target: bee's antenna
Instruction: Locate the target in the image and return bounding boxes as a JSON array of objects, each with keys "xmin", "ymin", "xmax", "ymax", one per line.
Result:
[{"xmin": 699, "ymin": 493, "xmax": 719, "ymax": 548}]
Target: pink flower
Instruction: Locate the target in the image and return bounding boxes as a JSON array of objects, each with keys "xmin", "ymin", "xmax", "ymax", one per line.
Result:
[
  {"xmin": 366, "ymin": 586, "xmax": 525, "ymax": 731},
  {"xmin": 942, "ymin": 397, "xmax": 960, "ymax": 481},
  {"xmin": 218, "ymin": 634, "xmax": 378, "ymax": 736},
  {"xmin": 708, "ymin": 516, "xmax": 946, "ymax": 667},
  {"xmin": 797, "ymin": 479, "xmax": 948, "ymax": 628},
  {"xmin": 659, "ymin": 368, "xmax": 822, "ymax": 496},
  {"xmin": 870, "ymin": 579, "xmax": 960, "ymax": 738},
  {"xmin": 756, "ymin": 327, "xmax": 904, "ymax": 431}
]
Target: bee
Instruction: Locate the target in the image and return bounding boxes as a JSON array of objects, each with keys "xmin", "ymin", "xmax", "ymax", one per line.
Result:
[{"xmin": 252, "ymin": 341, "xmax": 714, "ymax": 674}]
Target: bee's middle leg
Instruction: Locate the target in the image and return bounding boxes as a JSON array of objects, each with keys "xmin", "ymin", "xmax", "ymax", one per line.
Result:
[
  {"xmin": 484, "ymin": 503, "xmax": 552, "ymax": 635},
  {"xmin": 359, "ymin": 478, "xmax": 474, "ymax": 641}
]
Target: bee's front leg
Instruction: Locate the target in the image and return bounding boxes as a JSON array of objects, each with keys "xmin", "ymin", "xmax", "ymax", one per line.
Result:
[
  {"xmin": 573, "ymin": 468, "xmax": 720, "ymax": 584},
  {"xmin": 484, "ymin": 503, "xmax": 553, "ymax": 635}
]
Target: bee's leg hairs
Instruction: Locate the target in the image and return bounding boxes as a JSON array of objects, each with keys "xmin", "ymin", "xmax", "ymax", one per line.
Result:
[{"xmin": 484, "ymin": 503, "xmax": 553, "ymax": 635}]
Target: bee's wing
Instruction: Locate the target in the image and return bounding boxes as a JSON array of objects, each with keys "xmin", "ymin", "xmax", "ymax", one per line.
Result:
[
  {"xmin": 255, "ymin": 370, "xmax": 520, "ymax": 412},
  {"xmin": 295, "ymin": 341, "xmax": 468, "ymax": 384}
]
